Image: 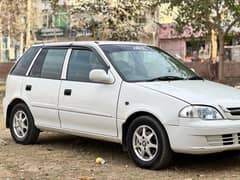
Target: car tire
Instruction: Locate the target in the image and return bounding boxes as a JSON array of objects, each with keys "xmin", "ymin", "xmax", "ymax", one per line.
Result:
[
  {"xmin": 9, "ymin": 103, "xmax": 40, "ymax": 145},
  {"xmin": 126, "ymin": 115, "xmax": 173, "ymax": 169}
]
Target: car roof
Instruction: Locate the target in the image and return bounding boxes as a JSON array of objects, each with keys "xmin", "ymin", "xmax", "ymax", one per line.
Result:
[{"xmin": 32, "ymin": 41, "xmax": 146, "ymax": 47}]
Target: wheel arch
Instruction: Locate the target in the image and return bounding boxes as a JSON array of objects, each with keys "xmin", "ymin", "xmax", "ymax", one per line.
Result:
[
  {"xmin": 6, "ymin": 98, "xmax": 29, "ymax": 128},
  {"xmin": 122, "ymin": 111, "xmax": 169, "ymax": 151}
]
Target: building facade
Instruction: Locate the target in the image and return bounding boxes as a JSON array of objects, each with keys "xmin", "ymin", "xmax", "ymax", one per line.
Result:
[{"xmin": 158, "ymin": 23, "xmax": 211, "ymax": 62}]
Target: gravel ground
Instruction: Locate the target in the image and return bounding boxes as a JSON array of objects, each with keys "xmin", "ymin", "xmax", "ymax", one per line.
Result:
[{"xmin": 1, "ymin": 97, "xmax": 240, "ymax": 179}]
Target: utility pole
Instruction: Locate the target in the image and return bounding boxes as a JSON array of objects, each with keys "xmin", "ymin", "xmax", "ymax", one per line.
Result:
[
  {"xmin": 26, "ymin": 0, "xmax": 31, "ymax": 49},
  {"xmin": 211, "ymin": 29, "xmax": 217, "ymax": 63}
]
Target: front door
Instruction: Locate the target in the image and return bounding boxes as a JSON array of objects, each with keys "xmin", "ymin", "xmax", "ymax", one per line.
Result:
[{"xmin": 59, "ymin": 48, "xmax": 121, "ymax": 137}]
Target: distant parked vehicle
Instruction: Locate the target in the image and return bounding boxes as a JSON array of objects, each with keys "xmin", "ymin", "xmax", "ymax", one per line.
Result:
[{"xmin": 3, "ymin": 41, "xmax": 240, "ymax": 169}]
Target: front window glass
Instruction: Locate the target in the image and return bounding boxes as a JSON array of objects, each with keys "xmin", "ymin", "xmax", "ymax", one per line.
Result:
[
  {"xmin": 101, "ymin": 45, "xmax": 198, "ymax": 82},
  {"xmin": 67, "ymin": 49, "xmax": 106, "ymax": 82}
]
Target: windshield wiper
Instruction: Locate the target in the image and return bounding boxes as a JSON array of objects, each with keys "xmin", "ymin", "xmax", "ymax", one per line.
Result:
[
  {"xmin": 186, "ymin": 76, "xmax": 203, "ymax": 80},
  {"xmin": 146, "ymin": 76, "xmax": 185, "ymax": 82}
]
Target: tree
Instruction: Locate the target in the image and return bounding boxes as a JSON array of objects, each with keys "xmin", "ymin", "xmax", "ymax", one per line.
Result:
[
  {"xmin": 0, "ymin": 0, "xmax": 41, "ymax": 60},
  {"xmin": 169, "ymin": 0, "xmax": 240, "ymax": 81},
  {"xmin": 0, "ymin": 0, "xmax": 29, "ymax": 60},
  {"xmin": 71, "ymin": 0, "xmax": 161, "ymax": 41}
]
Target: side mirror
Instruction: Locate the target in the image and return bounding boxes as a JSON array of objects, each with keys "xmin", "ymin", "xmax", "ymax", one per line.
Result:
[{"xmin": 89, "ymin": 69, "xmax": 114, "ymax": 84}]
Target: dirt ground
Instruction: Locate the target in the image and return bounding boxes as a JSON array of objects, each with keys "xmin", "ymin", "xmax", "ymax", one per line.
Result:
[{"xmin": 2, "ymin": 97, "xmax": 240, "ymax": 179}]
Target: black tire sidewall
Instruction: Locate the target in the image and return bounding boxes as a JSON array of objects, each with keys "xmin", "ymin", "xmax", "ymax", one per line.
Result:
[
  {"xmin": 9, "ymin": 103, "xmax": 38, "ymax": 144},
  {"xmin": 126, "ymin": 116, "xmax": 171, "ymax": 169}
]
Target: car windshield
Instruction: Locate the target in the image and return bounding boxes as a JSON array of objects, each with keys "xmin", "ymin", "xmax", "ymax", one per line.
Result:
[{"xmin": 100, "ymin": 44, "xmax": 199, "ymax": 82}]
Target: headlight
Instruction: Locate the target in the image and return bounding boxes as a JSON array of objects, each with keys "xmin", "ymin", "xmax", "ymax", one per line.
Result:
[{"xmin": 179, "ymin": 105, "xmax": 223, "ymax": 120}]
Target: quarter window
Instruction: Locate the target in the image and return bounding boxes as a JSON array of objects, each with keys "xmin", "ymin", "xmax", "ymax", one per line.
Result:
[
  {"xmin": 30, "ymin": 48, "xmax": 67, "ymax": 79},
  {"xmin": 11, "ymin": 47, "xmax": 40, "ymax": 76},
  {"xmin": 67, "ymin": 49, "xmax": 106, "ymax": 82}
]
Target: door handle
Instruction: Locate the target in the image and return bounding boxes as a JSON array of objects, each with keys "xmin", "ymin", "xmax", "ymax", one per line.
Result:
[
  {"xmin": 25, "ymin": 85, "xmax": 32, "ymax": 91},
  {"xmin": 64, "ymin": 89, "xmax": 72, "ymax": 96}
]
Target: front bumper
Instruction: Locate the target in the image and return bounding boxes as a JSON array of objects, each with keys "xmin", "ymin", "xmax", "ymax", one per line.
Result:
[{"xmin": 166, "ymin": 118, "xmax": 240, "ymax": 154}]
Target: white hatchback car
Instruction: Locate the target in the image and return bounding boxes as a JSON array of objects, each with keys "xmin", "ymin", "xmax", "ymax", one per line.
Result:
[{"xmin": 3, "ymin": 41, "xmax": 240, "ymax": 169}]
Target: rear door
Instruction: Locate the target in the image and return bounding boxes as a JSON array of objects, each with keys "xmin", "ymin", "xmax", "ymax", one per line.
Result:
[
  {"xmin": 58, "ymin": 47, "xmax": 121, "ymax": 137},
  {"xmin": 22, "ymin": 48, "xmax": 68, "ymax": 128}
]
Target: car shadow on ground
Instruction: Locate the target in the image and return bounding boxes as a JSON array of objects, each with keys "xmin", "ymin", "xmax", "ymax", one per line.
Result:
[
  {"xmin": 37, "ymin": 132, "xmax": 240, "ymax": 172},
  {"xmin": 37, "ymin": 132, "xmax": 123, "ymax": 154},
  {"xmin": 173, "ymin": 152, "xmax": 240, "ymax": 171}
]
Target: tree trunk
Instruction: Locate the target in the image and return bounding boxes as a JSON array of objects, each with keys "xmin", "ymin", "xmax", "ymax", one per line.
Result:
[
  {"xmin": 218, "ymin": 34, "xmax": 225, "ymax": 82},
  {"xmin": 0, "ymin": 29, "xmax": 2, "ymax": 62},
  {"xmin": 26, "ymin": 0, "xmax": 31, "ymax": 49},
  {"xmin": 20, "ymin": 32, "xmax": 24, "ymax": 56},
  {"xmin": 7, "ymin": 32, "xmax": 11, "ymax": 61}
]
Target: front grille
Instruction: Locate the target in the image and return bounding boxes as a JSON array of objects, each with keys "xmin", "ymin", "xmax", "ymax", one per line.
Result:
[
  {"xmin": 206, "ymin": 133, "xmax": 240, "ymax": 146},
  {"xmin": 222, "ymin": 134, "xmax": 234, "ymax": 145},
  {"xmin": 238, "ymin": 133, "xmax": 240, "ymax": 144},
  {"xmin": 227, "ymin": 107, "xmax": 240, "ymax": 116}
]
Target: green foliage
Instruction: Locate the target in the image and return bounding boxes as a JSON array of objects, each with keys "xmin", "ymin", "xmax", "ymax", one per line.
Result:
[
  {"xmin": 49, "ymin": 0, "xmax": 59, "ymax": 12},
  {"xmin": 71, "ymin": 0, "xmax": 161, "ymax": 41},
  {"xmin": 169, "ymin": 0, "xmax": 240, "ymax": 80},
  {"xmin": 169, "ymin": 0, "xmax": 240, "ymax": 36}
]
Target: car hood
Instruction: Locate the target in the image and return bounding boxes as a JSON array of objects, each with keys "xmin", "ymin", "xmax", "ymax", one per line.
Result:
[{"xmin": 137, "ymin": 80, "xmax": 240, "ymax": 107}]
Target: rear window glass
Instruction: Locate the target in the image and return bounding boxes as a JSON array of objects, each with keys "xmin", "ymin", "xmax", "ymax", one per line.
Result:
[
  {"xmin": 11, "ymin": 47, "xmax": 40, "ymax": 76},
  {"xmin": 30, "ymin": 48, "xmax": 67, "ymax": 79}
]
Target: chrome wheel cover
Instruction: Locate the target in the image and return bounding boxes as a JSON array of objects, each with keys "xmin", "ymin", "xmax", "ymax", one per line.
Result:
[
  {"xmin": 132, "ymin": 125, "xmax": 158, "ymax": 162},
  {"xmin": 13, "ymin": 110, "xmax": 29, "ymax": 138}
]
